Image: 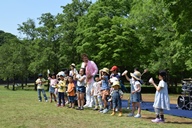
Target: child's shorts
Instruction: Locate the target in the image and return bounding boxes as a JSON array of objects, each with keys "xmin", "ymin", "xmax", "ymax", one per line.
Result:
[
  {"xmin": 49, "ymin": 86, "xmax": 55, "ymax": 93},
  {"xmin": 68, "ymin": 96, "xmax": 75, "ymax": 103},
  {"xmin": 76, "ymin": 86, "xmax": 85, "ymax": 93}
]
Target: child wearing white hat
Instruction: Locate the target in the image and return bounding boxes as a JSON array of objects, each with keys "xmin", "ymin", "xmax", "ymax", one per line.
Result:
[{"xmin": 124, "ymin": 71, "xmax": 142, "ymax": 118}]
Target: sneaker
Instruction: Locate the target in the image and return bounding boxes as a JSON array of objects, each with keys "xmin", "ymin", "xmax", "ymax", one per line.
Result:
[
  {"xmin": 39, "ymin": 100, "xmax": 42, "ymax": 102},
  {"xmin": 115, "ymin": 108, "xmax": 118, "ymax": 112},
  {"xmin": 45, "ymin": 100, "xmax": 48, "ymax": 102},
  {"xmin": 83, "ymin": 104, "xmax": 89, "ymax": 108},
  {"xmin": 93, "ymin": 107, "xmax": 99, "ymax": 110},
  {"xmin": 76, "ymin": 107, "xmax": 81, "ymax": 110},
  {"xmin": 127, "ymin": 113, "xmax": 134, "ymax": 117},
  {"xmin": 88, "ymin": 105, "xmax": 93, "ymax": 108},
  {"xmin": 151, "ymin": 118, "xmax": 162, "ymax": 123},
  {"xmin": 102, "ymin": 108, "xmax": 109, "ymax": 114},
  {"xmin": 57, "ymin": 104, "xmax": 61, "ymax": 107},
  {"xmin": 108, "ymin": 98, "xmax": 112, "ymax": 102},
  {"xmin": 134, "ymin": 114, "xmax": 141, "ymax": 118},
  {"xmin": 80, "ymin": 107, "xmax": 84, "ymax": 110},
  {"xmin": 99, "ymin": 109, "xmax": 104, "ymax": 113}
]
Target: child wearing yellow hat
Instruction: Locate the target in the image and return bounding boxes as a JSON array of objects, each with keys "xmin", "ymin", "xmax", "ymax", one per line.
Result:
[{"xmin": 110, "ymin": 81, "xmax": 123, "ymax": 117}]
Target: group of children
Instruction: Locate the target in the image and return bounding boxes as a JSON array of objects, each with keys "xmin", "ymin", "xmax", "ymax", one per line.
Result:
[{"xmin": 35, "ymin": 63, "xmax": 170, "ymax": 123}]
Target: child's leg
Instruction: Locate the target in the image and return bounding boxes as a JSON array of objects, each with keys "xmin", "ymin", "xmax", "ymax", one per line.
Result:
[
  {"xmin": 77, "ymin": 92, "xmax": 80, "ymax": 107},
  {"xmin": 159, "ymin": 109, "xmax": 164, "ymax": 121},
  {"xmin": 53, "ymin": 93, "xmax": 57, "ymax": 102},
  {"xmin": 42, "ymin": 89, "xmax": 48, "ymax": 101},
  {"xmin": 58, "ymin": 92, "xmax": 61, "ymax": 106},
  {"xmin": 102, "ymin": 93, "xmax": 107, "ymax": 108},
  {"xmin": 80, "ymin": 93, "xmax": 85, "ymax": 108},
  {"xmin": 131, "ymin": 102, "xmax": 136, "ymax": 114},
  {"xmin": 118, "ymin": 98, "xmax": 122, "ymax": 116},
  {"xmin": 61, "ymin": 92, "xmax": 65, "ymax": 106},
  {"xmin": 93, "ymin": 96, "xmax": 99, "ymax": 109},
  {"xmin": 50, "ymin": 93, "xmax": 52, "ymax": 102},
  {"xmin": 111, "ymin": 97, "xmax": 116, "ymax": 116},
  {"xmin": 37, "ymin": 89, "xmax": 42, "ymax": 101},
  {"xmin": 97, "ymin": 95, "xmax": 103, "ymax": 110},
  {"xmin": 71, "ymin": 96, "xmax": 75, "ymax": 108},
  {"xmin": 136, "ymin": 102, "xmax": 141, "ymax": 114}
]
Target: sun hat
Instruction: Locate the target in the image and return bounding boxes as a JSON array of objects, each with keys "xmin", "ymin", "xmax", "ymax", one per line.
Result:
[
  {"xmin": 58, "ymin": 72, "xmax": 65, "ymax": 77},
  {"xmin": 130, "ymin": 71, "xmax": 141, "ymax": 80},
  {"xmin": 112, "ymin": 81, "xmax": 120, "ymax": 87},
  {"xmin": 71, "ymin": 63, "xmax": 76, "ymax": 68},
  {"xmin": 110, "ymin": 66, "xmax": 118, "ymax": 71},
  {"xmin": 101, "ymin": 68, "xmax": 109, "ymax": 74}
]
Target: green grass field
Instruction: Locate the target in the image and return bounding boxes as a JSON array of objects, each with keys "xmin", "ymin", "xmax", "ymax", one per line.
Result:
[{"xmin": 0, "ymin": 86, "xmax": 192, "ymax": 128}]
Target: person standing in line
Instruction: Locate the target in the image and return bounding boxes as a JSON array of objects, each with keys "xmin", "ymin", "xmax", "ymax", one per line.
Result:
[
  {"xmin": 56, "ymin": 73, "xmax": 67, "ymax": 107},
  {"xmin": 149, "ymin": 70, "xmax": 170, "ymax": 123},
  {"xmin": 66, "ymin": 76, "xmax": 76, "ymax": 109},
  {"xmin": 110, "ymin": 80, "xmax": 123, "ymax": 117},
  {"xmin": 81, "ymin": 53, "xmax": 98, "ymax": 108},
  {"xmin": 75, "ymin": 68, "xmax": 86, "ymax": 110},
  {"xmin": 124, "ymin": 71, "xmax": 142, "ymax": 118},
  {"xmin": 35, "ymin": 74, "xmax": 48, "ymax": 102},
  {"xmin": 47, "ymin": 73, "xmax": 58, "ymax": 103},
  {"xmin": 99, "ymin": 68, "xmax": 110, "ymax": 113},
  {"xmin": 91, "ymin": 74, "xmax": 102, "ymax": 111}
]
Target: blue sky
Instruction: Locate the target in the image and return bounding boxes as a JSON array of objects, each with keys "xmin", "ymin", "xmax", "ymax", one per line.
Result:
[{"xmin": 0, "ymin": 0, "xmax": 94, "ymax": 37}]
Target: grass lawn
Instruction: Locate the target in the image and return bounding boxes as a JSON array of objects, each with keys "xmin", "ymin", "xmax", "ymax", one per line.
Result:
[{"xmin": 0, "ymin": 86, "xmax": 192, "ymax": 128}]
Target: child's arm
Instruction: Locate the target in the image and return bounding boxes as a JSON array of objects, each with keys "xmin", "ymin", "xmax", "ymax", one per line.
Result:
[
  {"xmin": 132, "ymin": 84, "xmax": 141, "ymax": 94},
  {"xmin": 78, "ymin": 75, "xmax": 86, "ymax": 82},
  {"xmin": 119, "ymin": 90, "xmax": 123, "ymax": 98},
  {"xmin": 124, "ymin": 73, "xmax": 130, "ymax": 81}
]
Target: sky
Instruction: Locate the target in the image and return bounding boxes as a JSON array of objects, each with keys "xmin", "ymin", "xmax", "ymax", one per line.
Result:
[{"xmin": 0, "ymin": 0, "xmax": 82, "ymax": 37}]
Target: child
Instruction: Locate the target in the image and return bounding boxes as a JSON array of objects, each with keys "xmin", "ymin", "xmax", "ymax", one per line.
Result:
[
  {"xmin": 66, "ymin": 76, "xmax": 76, "ymax": 108},
  {"xmin": 110, "ymin": 81, "xmax": 123, "ymax": 117},
  {"xmin": 47, "ymin": 73, "xmax": 58, "ymax": 103},
  {"xmin": 149, "ymin": 70, "xmax": 170, "ymax": 123},
  {"xmin": 69, "ymin": 63, "xmax": 78, "ymax": 77},
  {"xmin": 124, "ymin": 71, "xmax": 142, "ymax": 118},
  {"xmin": 35, "ymin": 74, "xmax": 48, "ymax": 102},
  {"xmin": 74, "ymin": 68, "xmax": 86, "ymax": 110},
  {"xmin": 56, "ymin": 73, "xmax": 67, "ymax": 107},
  {"xmin": 91, "ymin": 74, "xmax": 102, "ymax": 110},
  {"xmin": 99, "ymin": 68, "xmax": 110, "ymax": 113}
]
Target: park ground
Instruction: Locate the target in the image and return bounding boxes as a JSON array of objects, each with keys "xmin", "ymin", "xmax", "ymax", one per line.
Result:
[{"xmin": 0, "ymin": 86, "xmax": 192, "ymax": 128}]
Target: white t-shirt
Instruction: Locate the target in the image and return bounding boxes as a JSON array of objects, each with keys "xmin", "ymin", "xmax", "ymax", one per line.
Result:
[
  {"xmin": 130, "ymin": 78, "xmax": 141, "ymax": 92},
  {"xmin": 76, "ymin": 74, "xmax": 86, "ymax": 87}
]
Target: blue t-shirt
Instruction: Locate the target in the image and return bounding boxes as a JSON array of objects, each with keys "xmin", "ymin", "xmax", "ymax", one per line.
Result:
[{"xmin": 101, "ymin": 75, "xmax": 109, "ymax": 90}]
